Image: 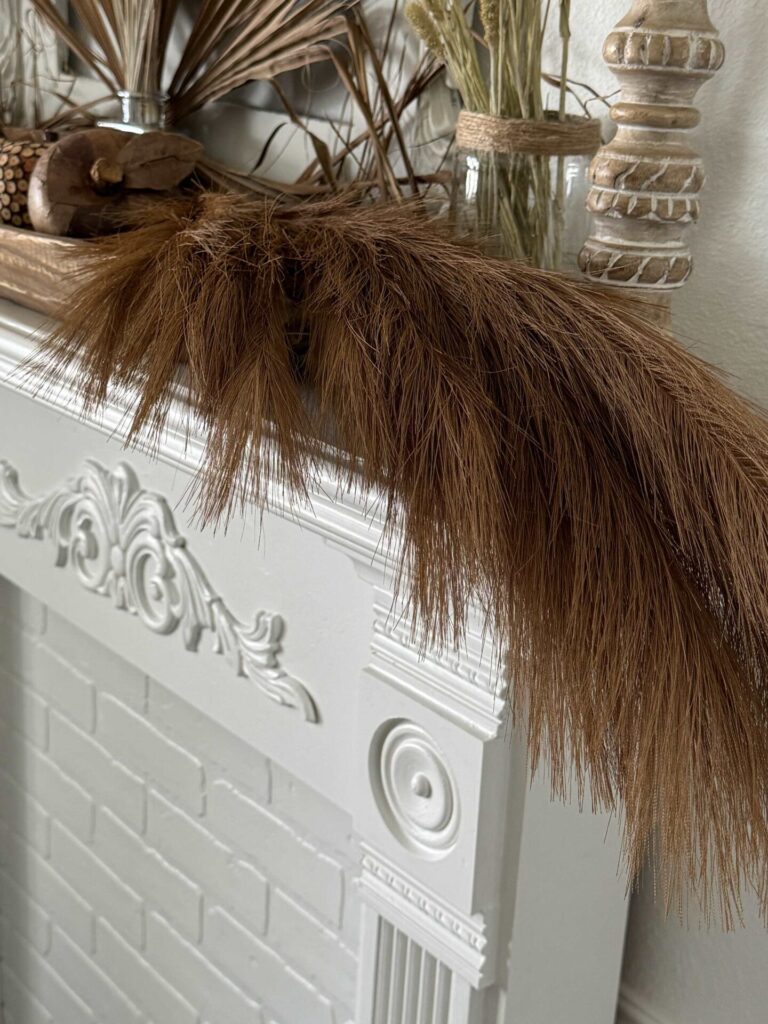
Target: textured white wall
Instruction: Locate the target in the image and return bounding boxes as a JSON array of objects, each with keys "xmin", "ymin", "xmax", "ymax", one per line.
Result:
[{"xmin": 562, "ymin": 2, "xmax": 768, "ymax": 1023}]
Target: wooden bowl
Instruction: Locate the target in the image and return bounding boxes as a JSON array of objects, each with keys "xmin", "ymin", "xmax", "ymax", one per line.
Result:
[{"xmin": 0, "ymin": 225, "xmax": 90, "ymax": 316}]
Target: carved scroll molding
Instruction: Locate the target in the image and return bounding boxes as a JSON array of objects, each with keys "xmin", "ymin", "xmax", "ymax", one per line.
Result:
[
  {"xmin": 0, "ymin": 459, "xmax": 317, "ymax": 722},
  {"xmin": 579, "ymin": 1, "xmax": 724, "ymax": 294}
]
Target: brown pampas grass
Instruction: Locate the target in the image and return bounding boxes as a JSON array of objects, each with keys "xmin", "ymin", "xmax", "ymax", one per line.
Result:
[{"xmin": 35, "ymin": 193, "xmax": 768, "ymax": 926}]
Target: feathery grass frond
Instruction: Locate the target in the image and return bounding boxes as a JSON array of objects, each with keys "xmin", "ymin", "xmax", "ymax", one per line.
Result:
[{"xmin": 32, "ymin": 194, "xmax": 768, "ymax": 928}]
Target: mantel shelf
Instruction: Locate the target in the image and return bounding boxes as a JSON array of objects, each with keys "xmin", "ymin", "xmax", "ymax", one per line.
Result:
[{"xmin": 0, "ymin": 297, "xmax": 394, "ymax": 572}]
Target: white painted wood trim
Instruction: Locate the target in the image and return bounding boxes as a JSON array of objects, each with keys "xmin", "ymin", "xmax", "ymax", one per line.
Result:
[
  {"xmin": 0, "ymin": 298, "xmax": 630, "ymax": 1023},
  {"xmin": 0, "ymin": 457, "xmax": 318, "ymax": 720},
  {"xmin": 0, "ymin": 299, "xmax": 392, "ymax": 570}
]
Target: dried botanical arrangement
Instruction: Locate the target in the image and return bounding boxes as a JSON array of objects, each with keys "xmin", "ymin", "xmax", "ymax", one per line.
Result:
[
  {"xmin": 0, "ymin": 0, "xmax": 449, "ymax": 311},
  {"xmin": 3, "ymin": 0, "xmax": 767, "ymax": 934},
  {"xmin": 289, "ymin": 6, "xmax": 445, "ymax": 200},
  {"xmin": 27, "ymin": 192, "xmax": 768, "ymax": 928},
  {"xmin": 30, "ymin": 0, "xmax": 348, "ymax": 127},
  {"xmin": 406, "ymin": 0, "xmax": 600, "ymax": 266},
  {"xmin": 0, "ymin": 0, "xmax": 356, "ymax": 305}
]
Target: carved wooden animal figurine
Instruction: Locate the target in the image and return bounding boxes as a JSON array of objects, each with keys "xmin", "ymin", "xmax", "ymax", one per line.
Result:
[
  {"xmin": 28, "ymin": 128, "xmax": 202, "ymax": 236},
  {"xmin": 579, "ymin": 0, "xmax": 724, "ymax": 303}
]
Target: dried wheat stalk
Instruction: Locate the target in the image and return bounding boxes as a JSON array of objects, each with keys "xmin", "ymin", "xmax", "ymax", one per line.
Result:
[
  {"xmin": 406, "ymin": 0, "xmax": 578, "ymax": 265},
  {"xmin": 32, "ymin": 193, "xmax": 768, "ymax": 926}
]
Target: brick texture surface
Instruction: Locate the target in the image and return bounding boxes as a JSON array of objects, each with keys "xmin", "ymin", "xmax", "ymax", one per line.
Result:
[{"xmin": 0, "ymin": 579, "xmax": 358, "ymax": 1024}]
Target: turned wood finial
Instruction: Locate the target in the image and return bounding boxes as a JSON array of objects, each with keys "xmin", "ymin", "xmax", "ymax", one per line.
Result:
[{"xmin": 579, "ymin": 1, "xmax": 724, "ymax": 297}]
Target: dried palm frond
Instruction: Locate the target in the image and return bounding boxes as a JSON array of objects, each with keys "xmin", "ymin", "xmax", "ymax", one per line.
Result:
[
  {"xmin": 1, "ymin": 0, "xmax": 25, "ymax": 125},
  {"xmin": 28, "ymin": 0, "xmax": 442, "ymax": 200},
  {"xmin": 30, "ymin": 0, "xmax": 175, "ymax": 95},
  {"xmin": 30, "ymin": 0, "xmax": 348, "ymax": 125},
  {"xmin": 167, "ymin": 0, "xmax": 348, "ymax": 124},
  {"xmin": 193, "ymin": 152, "xmax": 328, "ymax": 200},
  {"xmin": 32, "ymin": 193, "xmax": 768, "ymax": 926}
]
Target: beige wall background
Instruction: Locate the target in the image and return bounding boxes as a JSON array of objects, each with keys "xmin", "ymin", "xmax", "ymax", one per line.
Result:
[{"xmin": 561, "ymin": 2, "xmax": 768, "ymax": 1022}]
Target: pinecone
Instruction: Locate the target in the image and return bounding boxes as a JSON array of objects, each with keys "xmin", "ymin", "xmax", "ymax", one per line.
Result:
[{"xmin": 0, "ymin": 139, "xmax": 49, "ymax": 228}]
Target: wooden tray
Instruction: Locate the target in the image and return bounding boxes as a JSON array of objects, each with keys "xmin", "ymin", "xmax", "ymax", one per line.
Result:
[{"xmin": 0, "ymin": 225, "xmax": 90, "ymax": 317}]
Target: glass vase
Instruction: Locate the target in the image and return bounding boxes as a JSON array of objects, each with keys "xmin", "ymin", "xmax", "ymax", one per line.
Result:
[
  {"xmin": 450, "ymin": 115, "xmax": 599, "ymax": 271},
  {"xmin": 97, "ymin": 91, "xmax": 169, "ymax": 134}
]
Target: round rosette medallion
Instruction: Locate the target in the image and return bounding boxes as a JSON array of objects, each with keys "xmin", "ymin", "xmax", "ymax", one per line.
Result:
[{"xmin": 370, "ymin": 720, "xmax": 460, "ymax": 858}]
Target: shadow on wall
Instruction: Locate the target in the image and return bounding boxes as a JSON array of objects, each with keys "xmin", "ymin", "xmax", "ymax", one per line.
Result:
[
  {"xmin": 674, "ymin": 0, "xmax": 768, "ymax": 406},
  {"xmin": 0, "ymin": 574, "xmax": 55, "ymax": 1019},
  {"xmin": 554, "ymin": 3, "xmax": 768, "ymax": 1022},
  {"xmin": 620, "ymin": 6, "xmax": 768, "ymax": 1021}
]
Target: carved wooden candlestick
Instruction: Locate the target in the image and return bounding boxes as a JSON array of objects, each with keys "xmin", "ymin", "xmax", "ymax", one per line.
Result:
[{"xmin": 579, "ymin": 0, "xmax": 724, "ymax": 305}]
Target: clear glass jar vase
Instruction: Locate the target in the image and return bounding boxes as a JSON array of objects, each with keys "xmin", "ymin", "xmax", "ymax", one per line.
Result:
[
  {"xmin": 97, "ymin": 91, "xmax": 169, "ymax": 134},
  {"xmin": 450, "ymin": 114, "xmax": 600, "ymax": 271}
]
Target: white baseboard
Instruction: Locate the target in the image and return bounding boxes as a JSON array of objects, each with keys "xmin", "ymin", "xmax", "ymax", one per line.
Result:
[{"xmin": 617, "ymin": 985, "xmax": 675, "ymax": 1024}]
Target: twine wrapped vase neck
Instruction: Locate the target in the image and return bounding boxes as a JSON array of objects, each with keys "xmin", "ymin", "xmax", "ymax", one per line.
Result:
[
  {"xmin": 455, "ymin": 110, "xmax": 602, "ymax": 157},
  {"xmin": 451, "ymin": 111, "xmax": 602, "ymax": 267}
]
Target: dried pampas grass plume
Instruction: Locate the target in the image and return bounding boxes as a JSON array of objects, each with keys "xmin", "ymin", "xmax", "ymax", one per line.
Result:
[{"xmin": 36, "ymin": 194, "xmax": 768, "ymax": 926}]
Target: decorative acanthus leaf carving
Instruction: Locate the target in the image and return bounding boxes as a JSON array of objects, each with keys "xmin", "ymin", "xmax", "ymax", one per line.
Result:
[{"xmin": 0, "ymin": 459, "xmax": 317, "ymax": 722}]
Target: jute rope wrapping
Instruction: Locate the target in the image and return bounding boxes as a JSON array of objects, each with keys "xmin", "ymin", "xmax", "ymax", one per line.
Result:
[{"xmin": 455, "ymin": 110, "xmax": 601, "ymax": 157}]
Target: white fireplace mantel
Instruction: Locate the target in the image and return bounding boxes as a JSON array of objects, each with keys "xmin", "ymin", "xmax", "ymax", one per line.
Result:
[{"xmin": 0, "ymin": 297, "xmax": 629, "ymax": 1024}]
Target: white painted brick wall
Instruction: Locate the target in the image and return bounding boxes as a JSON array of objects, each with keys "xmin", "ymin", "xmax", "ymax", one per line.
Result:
[{"xmin": 0, "ymin": 577, "xmax": 358, "ymax": 1024}]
